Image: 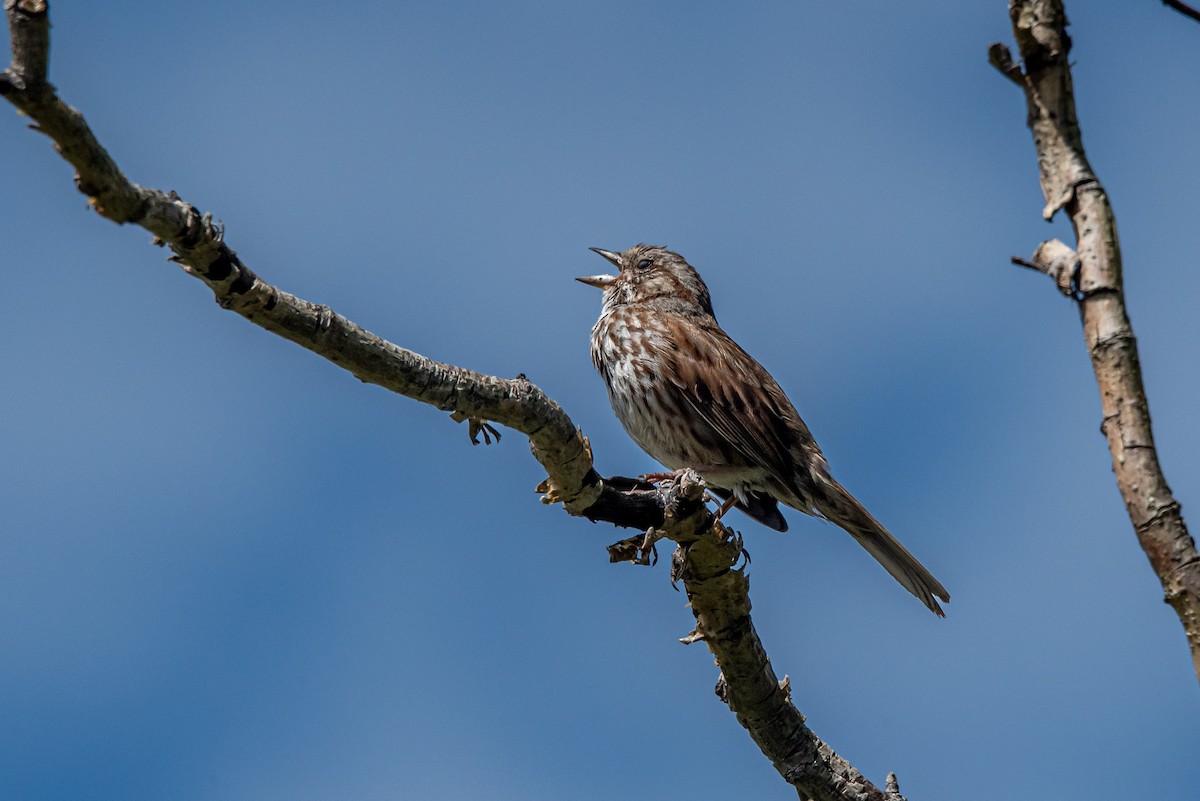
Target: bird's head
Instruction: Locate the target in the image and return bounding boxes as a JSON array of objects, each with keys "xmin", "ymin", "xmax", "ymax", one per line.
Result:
[{"xmin": 577, "ymin": 244, "xmax": 714, "ymax": 317}]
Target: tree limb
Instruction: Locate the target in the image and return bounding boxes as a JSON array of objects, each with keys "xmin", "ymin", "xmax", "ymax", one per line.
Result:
[
  {"xmin": 1161, "ymin": 0, "xmax": 1200, "ymax": 25},
  {"xmin": 3, "ymin": 1, "xmax": 909, "ymax": 796},
  {"xmin": 679, "ymin": 528, "xmax": 906, "ymax": 801},
  {"xmin": 990, "ymin": 0, "xmax": 1200, "ymax": 686}
]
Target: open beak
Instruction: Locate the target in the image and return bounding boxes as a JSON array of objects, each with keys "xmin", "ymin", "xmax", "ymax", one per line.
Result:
[
  {"xmin": 576, "ymin": 274, "xmax": 617, "ymax": 289},
  {"xmin": 577, "ymin": 247, "xmax": 622, "ymax": 288},
  {"xmin": 589, "ymin": 247, "xmax": 622, "ymax": 267}
]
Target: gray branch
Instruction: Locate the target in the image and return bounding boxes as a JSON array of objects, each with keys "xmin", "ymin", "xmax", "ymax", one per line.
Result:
[
  {"xmin": 1161, "ymin": 0, "xmax": 1200, "ymax": 25},
  {"xmin": 3, "ymin": 1, "xmax": 913, "ymax": 796},
  {"xmin": 991, "ymin": 0, "xmax": 1200, "ymax": 685}
]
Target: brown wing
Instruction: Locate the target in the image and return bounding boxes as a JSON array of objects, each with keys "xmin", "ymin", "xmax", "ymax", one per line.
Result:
[
  {"xmin": 663, "ymin": 316, "xmax": 950, "ymax": 614},
  {"xmin": 662, "ymin": 315, "xmax": 815, "ymax": 497}
]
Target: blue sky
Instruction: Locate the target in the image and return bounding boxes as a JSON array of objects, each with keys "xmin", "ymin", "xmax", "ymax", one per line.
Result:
[{"xmin": 3, "ymin": 2, "xmax": 1199, "ymax": 799}]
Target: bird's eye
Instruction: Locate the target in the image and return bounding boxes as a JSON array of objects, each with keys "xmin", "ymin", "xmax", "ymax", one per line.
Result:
[{"xmin": 635, "ymin": 258, "xmax": 652, "ymax": 271}]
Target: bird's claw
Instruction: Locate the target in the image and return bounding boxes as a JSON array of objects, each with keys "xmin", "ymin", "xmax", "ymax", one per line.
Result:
[
  {"xmin": 638, "ymin": 469, "xmax": 687, "ymax": 484},
  {"xmin": 708, "ymin": 492, "xmax": 738, "ymax": 521}
]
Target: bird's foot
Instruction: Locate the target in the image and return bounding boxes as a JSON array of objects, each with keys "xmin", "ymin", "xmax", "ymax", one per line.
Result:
[
  {"xmin": 638, "ymin": 469, "xmax": 687, "ymax": 484},
  {"xmin": 710, "ymin": 493, "xmax": 737, "ymax": 521}
]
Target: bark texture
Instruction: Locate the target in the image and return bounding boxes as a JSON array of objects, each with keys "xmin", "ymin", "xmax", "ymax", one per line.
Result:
[
  {"xmin": 3, "ymin": 2, "xmax": 911, "ymax": 796},
  {"xmin": 990, "ymin": 0, "xmax": 1200, "ymax": 685},
  {"xmin": 1161, "ymin": 0, "xmax": 1200, "ymax": 25},
  {"xmin": 679, "ymin": 528, "xmax": 902, "ymax": 801}
]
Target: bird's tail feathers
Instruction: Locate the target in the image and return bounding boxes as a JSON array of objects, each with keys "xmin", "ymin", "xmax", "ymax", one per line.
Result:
[
  {"xmin": 710, "ymin": 488, "xmax": 789, "ymax": 532},
  {"xmin": 817, "ymin": 479, "xmax": 950, "ymax": 617}
]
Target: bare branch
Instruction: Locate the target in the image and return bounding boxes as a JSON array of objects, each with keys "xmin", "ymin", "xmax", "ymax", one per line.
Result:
[
  {"xmin": 1162, "ymin": 0, "xmax": 1200, "ymax": 25},
  {"xmin": 3, "ymin": 2, "xmax": 905, "ymax": 797},
  {"xmin": 1, "ymin": 0, "xmax": 47, "ymax": 94},
  {"xmin": 986, "ymin": 42, "xmax": 1024, "ymax": 85},
  {"xmin": 680, "ymin": 524, "xmax": 893, "ymax": 801},
  {"xmin": 1013, "ymin": 238, "xmax": 1081, "ymax": 297},
  {"xmin": 993, "ymin": 0, "xmax": 1200, "ymax": 685}
]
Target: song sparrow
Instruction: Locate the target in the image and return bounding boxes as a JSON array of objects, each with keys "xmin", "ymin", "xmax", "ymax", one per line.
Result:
[{"xmin": 579, "ymin": 245, "xmax": 950, "ymax": 616}]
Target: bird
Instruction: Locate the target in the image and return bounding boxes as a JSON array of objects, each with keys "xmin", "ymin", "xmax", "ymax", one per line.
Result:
[{"xmin": 578, "ymin": 244, "xmax": 950, "ymax": 616}]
